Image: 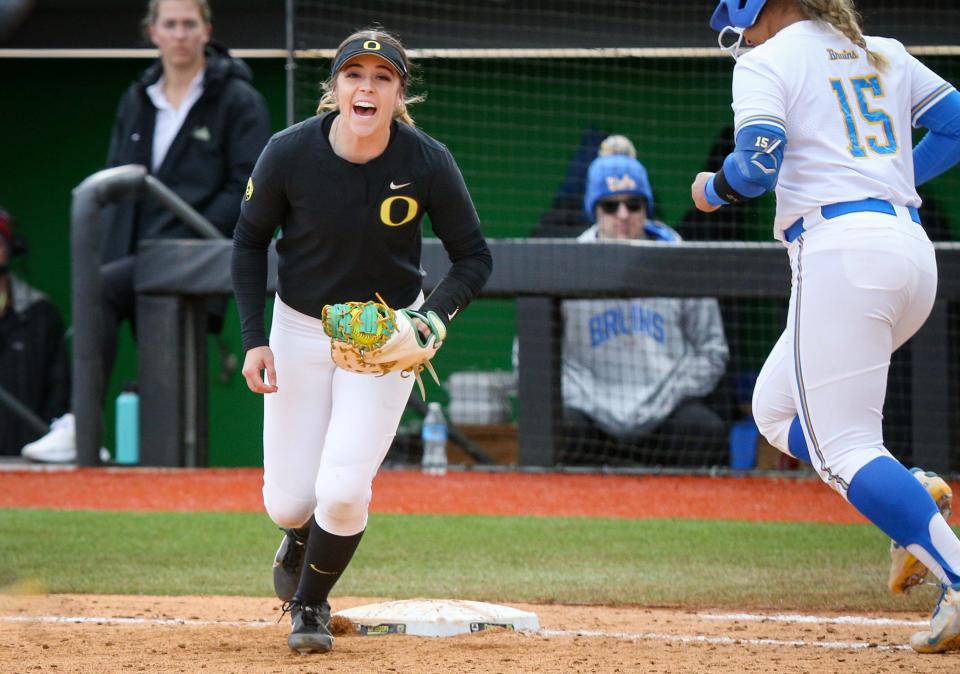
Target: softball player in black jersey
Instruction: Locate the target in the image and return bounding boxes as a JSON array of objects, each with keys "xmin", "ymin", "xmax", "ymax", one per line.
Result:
[{"xmin": 231, "ymin": 29, "xmax": 492, "ymax": 654}]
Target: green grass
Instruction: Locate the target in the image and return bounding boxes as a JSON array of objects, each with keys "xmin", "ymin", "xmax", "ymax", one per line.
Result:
[{"xmin": 0, "ymin": 509, "xmax": 949, "ymax": 612}]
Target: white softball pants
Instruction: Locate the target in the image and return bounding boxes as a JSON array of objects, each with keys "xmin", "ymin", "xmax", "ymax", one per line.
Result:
[
  {"xmin": 261, "ymin": 296, "xmax": 417, "ymax": 536},
  {"xmin": 753, "ymin": 211, "xmax": 937, "ymax": 496}
]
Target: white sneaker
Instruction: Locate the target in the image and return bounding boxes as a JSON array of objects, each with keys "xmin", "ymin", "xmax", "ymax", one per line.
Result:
[
  {"xmin": 911, "ymin": 583, "xmax": 960, "ymax": 653},
  {"xmin": 21, "ymin": 413, "xmax": 77, "ymax": 463}
]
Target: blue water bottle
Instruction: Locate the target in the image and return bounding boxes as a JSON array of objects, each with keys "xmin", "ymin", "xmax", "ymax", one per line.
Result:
[{"xmin": 115, "ymin": 383, "xmax": 139, "ymax": 465}]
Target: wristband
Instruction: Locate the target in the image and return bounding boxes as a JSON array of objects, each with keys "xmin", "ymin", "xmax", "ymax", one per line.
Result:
[
  {"xmin": 704, "ymin": 175, "xmax": 728, "ymax": 207},
  {"xmin": 713, "ymin": 168, "xmax": 749, "ymax": 205}
]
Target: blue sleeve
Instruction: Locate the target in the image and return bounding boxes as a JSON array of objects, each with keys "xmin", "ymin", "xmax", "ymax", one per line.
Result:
[
  {"xmin": 724, "ymin": 125, "xmax": 786, "ymax": 196},
  {"xmin": 914, "ymin": 90, "xmax": 960, "ymax": 186}
]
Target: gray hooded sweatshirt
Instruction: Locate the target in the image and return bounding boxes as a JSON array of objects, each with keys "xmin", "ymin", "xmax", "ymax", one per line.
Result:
[{"xmin": 561, "ymin": 222, "xmax": 729, "ymax": 437}]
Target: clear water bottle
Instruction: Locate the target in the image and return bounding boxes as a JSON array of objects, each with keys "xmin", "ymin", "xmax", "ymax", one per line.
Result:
[
  {"xmin": 115, "ymin": 383, "xmax": 139, "ymax": 465},
  {"xmin": 421, "ymin": 402, "xmax": 448, "ymax": 476}
]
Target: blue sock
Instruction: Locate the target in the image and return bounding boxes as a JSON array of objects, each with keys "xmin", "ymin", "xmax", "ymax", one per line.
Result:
[
  {"xmin": 847, "ymin": 456, "xmax": 959, "ymax": 584},
  {"xmin": 788, "ymin": 416, "xmax": 812, "ymax": 465}
]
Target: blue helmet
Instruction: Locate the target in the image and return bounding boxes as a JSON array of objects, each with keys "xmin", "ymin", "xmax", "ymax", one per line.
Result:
[{"xmin": 710, "ymin": 0, "xmax": 768, "ymax": 31}]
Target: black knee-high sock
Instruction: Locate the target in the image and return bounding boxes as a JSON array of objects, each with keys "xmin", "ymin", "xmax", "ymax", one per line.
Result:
[{"xmin": 294, "ymin": 520, "xmax": 364, "ymax": 606}]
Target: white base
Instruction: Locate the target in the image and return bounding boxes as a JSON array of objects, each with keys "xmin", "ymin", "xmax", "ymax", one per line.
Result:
[{"xmin": 335, "ymin": 599, "xmax": 539, "ymax": 637}]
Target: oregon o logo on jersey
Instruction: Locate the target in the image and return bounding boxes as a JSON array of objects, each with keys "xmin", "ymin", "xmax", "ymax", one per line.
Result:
[
  {"xmin": 245, "ymin": 177, "xmax": 254, "ymax": 201},
  {"xmin": 363, "ymin": 40, "xmax": 381, "ymax": 51},
  {"xmin": 380, "ymin": 196, "xmax": 419, "ymax": 227}
]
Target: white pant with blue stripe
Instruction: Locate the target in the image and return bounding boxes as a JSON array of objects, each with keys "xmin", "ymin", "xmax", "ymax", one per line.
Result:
[{"xmin": 753, "ymin": 210, "xmax": 937, "ymax": 496}]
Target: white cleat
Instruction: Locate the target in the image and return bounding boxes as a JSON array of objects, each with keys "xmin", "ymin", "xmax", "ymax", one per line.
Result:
[
  {"xmin": 21, "ymin": 413, "xmax": 77, "ymax": 464},
  {"xmin": 911, "ymin": 583, "xmax": 960, "ymax": 654}
]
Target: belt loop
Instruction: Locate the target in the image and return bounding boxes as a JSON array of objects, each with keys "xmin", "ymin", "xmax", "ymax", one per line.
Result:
[{"xmin": 784, "ymin": 218, "xmax": 805, "ymax": 243}]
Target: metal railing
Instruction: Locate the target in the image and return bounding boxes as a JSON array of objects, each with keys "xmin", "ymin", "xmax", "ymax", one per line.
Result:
[{"xmin": 70, "ymin": 165, "xmax": 225, "ymax": 467}]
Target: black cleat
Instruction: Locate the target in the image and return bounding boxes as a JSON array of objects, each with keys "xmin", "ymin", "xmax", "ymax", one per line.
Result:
[
  {"xmin": 273, "ymin": 526, "xmax": 309, "ymax": 601},
  {"xmin": 283, "ymin": 599, "xmax": 334, "ymax": 654}
]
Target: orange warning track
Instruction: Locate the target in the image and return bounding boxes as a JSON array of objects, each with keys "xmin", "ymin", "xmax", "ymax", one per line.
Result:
[{"xmin": 2, "ymin": 467, "xmax": 958, "ymax": 524}]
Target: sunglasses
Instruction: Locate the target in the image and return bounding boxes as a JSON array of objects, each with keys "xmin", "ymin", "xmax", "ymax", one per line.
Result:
[{"xmin": 598, "ymin": 197, "xmax": 645, "ymax": 215}]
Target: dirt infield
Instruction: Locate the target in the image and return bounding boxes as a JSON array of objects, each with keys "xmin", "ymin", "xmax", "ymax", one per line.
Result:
[
  {"xmin": 3, "ymin": 468, "xmax": 960, "ymax": 671},
  {"xmin": 1, "ymin": 593, "xmax": 954, "ymax": 673}
]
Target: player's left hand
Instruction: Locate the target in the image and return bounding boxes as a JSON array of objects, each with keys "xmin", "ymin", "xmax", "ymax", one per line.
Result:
[
  {"xmin": 411, "ymin": 316, "xmax": 432, "ymax": 340},
  {"xmin": 691, "ymin": 172, "xmax": 722, "ymax": 213}
]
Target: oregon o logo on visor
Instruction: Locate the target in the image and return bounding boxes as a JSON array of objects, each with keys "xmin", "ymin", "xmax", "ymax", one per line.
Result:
[
  {"xmin": 380, "ymin": 196, "xmax": 419, "ymax": 227},
  {"xmin": 364, "ymin": 40, "xmax": 381, "ymax": 51}
]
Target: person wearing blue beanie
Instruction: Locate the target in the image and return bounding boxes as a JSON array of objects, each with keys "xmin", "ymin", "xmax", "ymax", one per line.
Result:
[{"xmin": 559, "ymin": 137, "xmax": 730, "ymax": 467}]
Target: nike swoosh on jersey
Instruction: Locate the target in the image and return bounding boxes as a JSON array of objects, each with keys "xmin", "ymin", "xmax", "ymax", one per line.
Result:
[
  {"xmin": 390, "ymin": 181, "xmax": 412, "ymax": 190},
  {"xmin": 447, "ymin": 308, "xmax": 460, "ymax": 321}
]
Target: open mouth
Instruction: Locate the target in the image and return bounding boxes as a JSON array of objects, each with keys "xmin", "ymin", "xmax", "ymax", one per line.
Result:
[{"xmin": 353, "ymin": 101, "xmax": 377, "ymax": 117}]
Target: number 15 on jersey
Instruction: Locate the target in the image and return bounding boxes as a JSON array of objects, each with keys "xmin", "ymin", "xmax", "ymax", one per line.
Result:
[{"xmin": 830, "ymin": 75, "xmax": 898, "ymax": 158}]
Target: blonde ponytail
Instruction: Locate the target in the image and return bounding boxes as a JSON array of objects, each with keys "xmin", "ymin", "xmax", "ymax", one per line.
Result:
[{"xmin": 796, "ymin": 0, "xmax": 888, "ymax": 70}]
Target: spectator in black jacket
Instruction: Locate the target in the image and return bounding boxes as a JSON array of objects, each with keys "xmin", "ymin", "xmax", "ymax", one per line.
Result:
[
  {"xmin": 23, "ymin": 0, "xmax": 271, "ymax": 463},
  {"xmin": 0, "ymin": 209, "xmax": 70, "ymax": 458},
  {"xmin": 103, "ymin": 0, "xmax": 271, "ymax": 262}
]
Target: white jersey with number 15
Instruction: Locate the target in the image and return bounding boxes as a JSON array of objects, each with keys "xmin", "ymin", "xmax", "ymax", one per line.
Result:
[{"xmin": 731, "ymin": 20, "xmax": 955, "ymax": 238}]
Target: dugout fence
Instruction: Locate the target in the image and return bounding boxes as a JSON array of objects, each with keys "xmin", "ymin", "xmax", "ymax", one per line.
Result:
[
  {"xmin": 131, "ymin": 240, "xmax": 960, "ymax": 475},
  {"xmin": 68, "ymin": 162, "xmax": 960, "ymax": 473}
]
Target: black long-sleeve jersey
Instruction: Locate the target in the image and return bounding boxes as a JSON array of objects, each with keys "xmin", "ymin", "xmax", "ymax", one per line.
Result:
[{"xmin": 232, "ymin": 112, "xmax": 492, "ymax": 351}]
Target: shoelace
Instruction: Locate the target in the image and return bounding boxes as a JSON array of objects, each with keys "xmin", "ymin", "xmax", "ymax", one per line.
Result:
[
  {"xmin": 278, "ymin": 600, "xmax": 317, "ymax": 627},
  {"xmin": 931, "ymin": 585, "xmax": 950, "ymax": 620},
  {"xmin": 278, "ymin": 600, "xmax": 296, "ymax": 624},
  {"xmin": 926, "ymin": 582, "xmax": 960, "ymax": 619},
  {"xmin": 278, "ymin": 600, "xmax": 331, "ymax": 631}
]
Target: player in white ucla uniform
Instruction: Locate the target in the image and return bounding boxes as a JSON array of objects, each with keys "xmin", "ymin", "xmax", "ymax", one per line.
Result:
[{"xmin": 693, "ymin": 0, "xmax": 960, "ymax": 654}]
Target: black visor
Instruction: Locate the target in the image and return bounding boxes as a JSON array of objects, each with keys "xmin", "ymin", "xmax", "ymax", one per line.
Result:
[{"xmin": 332, "ymin": 38, "xmax": 407, "ymax": 78}]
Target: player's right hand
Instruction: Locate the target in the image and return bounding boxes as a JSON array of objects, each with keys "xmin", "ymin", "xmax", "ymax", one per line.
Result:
[
  {"xmin": 691, "ymin": 172, "xmax": 722, "ymax": 213},
  {"xmin": 242, "ymin": 346, "xmax": 278, "ymax": 394}
]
